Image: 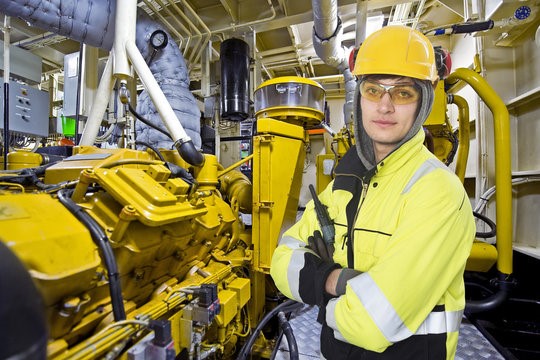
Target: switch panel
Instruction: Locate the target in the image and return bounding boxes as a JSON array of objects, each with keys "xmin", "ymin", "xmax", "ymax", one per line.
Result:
[{"xmin": 0, "ymin": 79, "xmax": 49, "ymax": 137}]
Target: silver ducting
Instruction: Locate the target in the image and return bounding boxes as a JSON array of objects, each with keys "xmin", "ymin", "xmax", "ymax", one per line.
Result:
[
  {"xmin": 311, "ymin": 0, "xmax": 355, "ymax": 125},
  {"xmin": 0, "ymin": 0, "xmax": 201, "ymax": 148}
]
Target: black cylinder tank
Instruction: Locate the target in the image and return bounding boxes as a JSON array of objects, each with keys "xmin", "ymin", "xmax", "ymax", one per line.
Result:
[{"xmin": 220, "ymin": 38, "xmax": 250, "ymax": 121}]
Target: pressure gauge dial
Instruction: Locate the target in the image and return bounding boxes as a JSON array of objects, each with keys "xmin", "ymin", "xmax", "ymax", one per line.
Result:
[
  {"xmin": 150, "ymin": 29, "xmax": 168, "ymax": 50},
  {"xmin": 514, "ymin": 6, "xmax": 531, "ymax": 21}
]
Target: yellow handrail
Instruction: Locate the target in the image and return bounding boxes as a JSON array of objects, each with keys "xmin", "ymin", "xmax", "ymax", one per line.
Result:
[{"xmin": 447, "ymin": 68, "xmax": 512, "ymax": 275}]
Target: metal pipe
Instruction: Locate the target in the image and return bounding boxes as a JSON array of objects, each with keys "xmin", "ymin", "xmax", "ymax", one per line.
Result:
[
  {"xmin": 79, "ymin": 56, "xmax": 114, "ymax": 145},
  {"xmin": 447, "ymin": 68, "xmax": 512, "ymax": 275},
  {"xmin": 448, "ymin": 94, "xmax": 470, "ymax": 183},
  {"xmin": 213, "ymin": 0, "xmax": 276, "ymax": 34},
  {"xmin": 311, "ymin": 0, "xmax": 356, "ymax": 125},
  {"xmin": 113, "ymin": 0, "xmax": 137, "ymax": 79},
  {"xmin": 159, "ymin": 0, "xmax": 202, "ymax": 64},
  {"xmin": 126, "ymin": 41, "xmax": 189, "ymax": 143},
  {"xmin": 142, "ymin": 0, "xmax": 186, "ymax": 46},
  {"xmin": 179, "ymin": 0, "xmax": 212, "ymax": 66}
]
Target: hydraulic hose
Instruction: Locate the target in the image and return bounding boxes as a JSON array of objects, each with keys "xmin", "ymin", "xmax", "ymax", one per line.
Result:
[
  {"xmin": 465, "ymin": 273, "xmax": 512, "ymax": 313},
  {"xmin": 128, "ymin": 103, "xmax": 172, "ymax": 140},
  {"xmin": 135, "ymin": 140, "xmax": 166, "ymax": 162},
  {"xmin": 473, "ymin": 211, "xmax": 496, "ymax": 239},
  {"xmin": 57, "ymin": 189, "xmax": 126, "ymax": 321},
  {"xmin": 277, "ymin": 311, "xmax": 299, "ymax": 360},
  {"xmin": 236, "ymin": 300, "xmax": 302, "ymax": 360}
]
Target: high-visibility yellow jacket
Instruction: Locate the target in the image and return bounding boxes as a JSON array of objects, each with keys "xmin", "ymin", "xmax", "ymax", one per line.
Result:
[{"xmin": 270, "ymin": 130, "xmax": 476, "ymax": 359}]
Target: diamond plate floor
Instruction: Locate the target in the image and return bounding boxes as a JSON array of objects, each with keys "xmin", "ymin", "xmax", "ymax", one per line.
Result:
[{"xmin": 275, "ymin": 305, "xmax": 506, "ymax": 360}]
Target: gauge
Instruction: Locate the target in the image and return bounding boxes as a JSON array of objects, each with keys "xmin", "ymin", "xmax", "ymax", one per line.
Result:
[
  {"xmin": 150, "ymin": 29, "xmax": 168, "ymax": 50},
  {"xmin": 514, "ymin": 6, "xmax": 531, "ymax": 21}
]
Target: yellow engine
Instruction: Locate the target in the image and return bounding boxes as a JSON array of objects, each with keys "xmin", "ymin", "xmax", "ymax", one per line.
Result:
[
  {"xmin": 0, "ymin": 76, "xmax": 323, "ymax": 360},
  {"xmin": 1, "ymin": 147, "xmax": 255, "ymax": 359}
]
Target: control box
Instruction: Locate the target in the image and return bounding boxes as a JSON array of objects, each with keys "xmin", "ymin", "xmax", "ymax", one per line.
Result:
[{"xmin": 0, "ymin": 79, "xmax": 50, "ymax": 137}]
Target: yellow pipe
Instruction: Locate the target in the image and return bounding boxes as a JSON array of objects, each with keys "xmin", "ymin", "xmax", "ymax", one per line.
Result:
[
  {"xmin": 447, "ymin": 68, "xmax": 512, "ymax": 275},
  {"xmin": 449, "ymin": 94, "xmax": 470, "ymax": 183},
  {"xmin": 445, "ymin": 54, "xmax": 483, "ymax": 94},
  {"xmin": 217, "ymin": 154, "xmax": 254, "ymax": 178}
]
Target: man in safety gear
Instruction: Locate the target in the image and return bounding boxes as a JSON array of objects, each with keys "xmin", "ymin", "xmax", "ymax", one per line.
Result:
[{"xmin": 270, "ymin": 25, "xmax": 475, "ymax": 359}]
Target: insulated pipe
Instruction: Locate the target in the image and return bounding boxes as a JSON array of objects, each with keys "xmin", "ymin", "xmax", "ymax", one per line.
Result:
[
  {"xmin": 113, "ymin": 0, "xmax": 137, "ymax": 79},
  {"xmin": 448, "ymin": 94, "xmax": 470, "ymax": 183},
  {"xmin": 127, "ymin": 40, "xmax": 204, "ymax": 166},
  {"xmin": 311, "ymin": 0, "xmax": 355, "ymax": 125}
]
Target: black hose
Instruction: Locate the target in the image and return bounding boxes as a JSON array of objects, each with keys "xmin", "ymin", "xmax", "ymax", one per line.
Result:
[
  {"xmin": 128, "ymin": 103, "xmax": 172, "ymax": 140},
  {"xmin": 236, "ymin": 300, "xmax": 302, "ymax": 360},
  {"xmin": 277, "ymin": 311, "xmax": 299, "ymax": 360},
  {"xmin": 452, "ymin": 20, "xmax": 494, "ymax": 34},
  {"xmin": 57, "ymin": 189, "xmax": 126, "ymax": 321},
  {"xmin": 465, "ymin": 272, "xmax": 513, "ymax": 313},
  {"xmin": 473, "ymin": 211, "xmax": 497, "ymax": 238},
  {"xmin": 466, "ymin": 289, "xmax": 508, "ymax": 313},
  {"xmin": 135, "ymin": 141, "xmax": 166, "ymax": 162},
  {"xmin": 174, "ymin": 139, "xmax": 205, "ymax": 167},
  {"xmin": 3, "ymin": 82, "xmax": 9, "ymax": 170}
]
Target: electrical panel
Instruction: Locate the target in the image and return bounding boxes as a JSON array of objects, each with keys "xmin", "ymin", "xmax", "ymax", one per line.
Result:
[
  {"xmin": 239, "ymin": 121, "xmax": 252, "ymax": 175},
  {"xmin": 0, "ymin": 79, "xmax": 50, "ymax": 137}
]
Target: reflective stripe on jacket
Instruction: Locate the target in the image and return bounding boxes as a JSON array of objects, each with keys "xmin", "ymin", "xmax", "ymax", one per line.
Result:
[{"xmin": 270, "ymin": 130, "xmax": 476, "ymax": 359}]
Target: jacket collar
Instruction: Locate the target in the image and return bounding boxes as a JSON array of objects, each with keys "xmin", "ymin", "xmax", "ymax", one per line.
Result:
[{"xmin": 333, "ymin": 129, "xmax": 425, "ymax": 191}]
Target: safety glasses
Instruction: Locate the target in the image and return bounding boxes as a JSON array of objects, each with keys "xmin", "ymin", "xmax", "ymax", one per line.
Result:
[{"xmin": 360, "ymin": 80, "xmax": 420, "ymax": 105}]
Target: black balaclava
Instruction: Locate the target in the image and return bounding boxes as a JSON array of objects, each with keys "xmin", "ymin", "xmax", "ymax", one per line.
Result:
[{"xmin": 353, "ymin": 76, "xmax": 435, "ymax": 171}]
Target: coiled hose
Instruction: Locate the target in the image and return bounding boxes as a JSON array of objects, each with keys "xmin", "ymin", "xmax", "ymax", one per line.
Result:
[{"xmin": 236, "ymin": 299, "xmax": 302, "ymax": 360}]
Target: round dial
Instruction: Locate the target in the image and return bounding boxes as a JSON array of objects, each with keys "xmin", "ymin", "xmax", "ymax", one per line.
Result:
[
  {"xmin": 514, "ymin": 6, "xmax": 531, "ymax": 20},
  {"xmin": 150, "ymin": 30, "xmax": 168, "ymax": 50}
]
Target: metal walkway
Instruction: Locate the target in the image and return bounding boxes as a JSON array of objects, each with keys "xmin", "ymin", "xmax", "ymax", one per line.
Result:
[{"xmin": 275, "ymin": 305, "xmax": 506, "ymax": 360}]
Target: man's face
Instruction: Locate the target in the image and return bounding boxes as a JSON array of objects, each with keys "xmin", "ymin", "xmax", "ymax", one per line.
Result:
[{"xmin": 360, "ymin": 76, "xmax": 420, "ymax": 159}]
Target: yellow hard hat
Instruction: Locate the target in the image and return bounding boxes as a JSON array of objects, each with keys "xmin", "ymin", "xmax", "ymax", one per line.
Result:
[{"xmin": 352, "ymin": 26, "xmax": 438, "ymax": 82}]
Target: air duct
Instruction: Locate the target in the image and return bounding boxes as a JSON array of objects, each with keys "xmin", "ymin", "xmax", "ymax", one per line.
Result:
[{"xmin": 311, "ymin": 0, "xmax": 356, "ymax": 126}]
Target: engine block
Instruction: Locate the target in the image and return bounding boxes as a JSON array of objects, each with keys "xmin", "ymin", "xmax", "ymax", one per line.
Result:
[{"xmin": 1, "ymin": 146, "xmax": 255, "ymax": 359}]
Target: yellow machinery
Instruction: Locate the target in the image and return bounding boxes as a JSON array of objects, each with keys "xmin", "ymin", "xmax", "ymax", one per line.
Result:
[{"xmin": 0, "ymin": 76, "xmax": 324, "ymax": 359}]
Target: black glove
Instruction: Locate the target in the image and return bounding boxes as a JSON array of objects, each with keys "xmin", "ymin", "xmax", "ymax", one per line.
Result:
[{"xmin": 307, "ymin": 230, "xmax": 335, "ymax": 262}]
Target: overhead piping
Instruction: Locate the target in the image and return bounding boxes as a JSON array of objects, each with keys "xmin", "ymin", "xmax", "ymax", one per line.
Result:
[{"xmin": 311, "ymin": 0, "xmax": 356, "ymax": 126}]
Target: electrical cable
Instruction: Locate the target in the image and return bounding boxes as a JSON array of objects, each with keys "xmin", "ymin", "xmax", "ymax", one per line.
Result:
[
  {"xmin": 473, "ymin": 211, "xmax": 496, "ymax": 239},
  {"xmin": 127, "ymin": 103, "xmax": 172, "ymax": 140},
  {"xmin": 57, "ymin": 189, "xmax": 126, "ymax": 321},
  {"xmin": 135, "ymin": 141, "xmax": 166, "ymax": 162},
  {"xmin": 277, "ymin": 311, "xmax": 299, "ymax": 360},
  {"xmin": 236, "ymin": 299, "xmax": 302, "ymax": 360}
]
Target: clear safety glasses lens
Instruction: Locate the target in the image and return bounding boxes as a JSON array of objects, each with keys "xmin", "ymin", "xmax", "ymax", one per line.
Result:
[{"xmin": 360, "ymin": 81, "xmax": 420, "ymax": 105}]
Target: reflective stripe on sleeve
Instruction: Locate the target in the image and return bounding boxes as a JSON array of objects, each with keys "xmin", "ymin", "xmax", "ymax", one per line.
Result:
[
  {"xmin": 279, "ymin": 235, "xmax": 306, "ymax": 249},
  {"xmin": 327, "ymin": 273, "xmax": 464, "ymax": 343},
  {"xmin": 326, "ymin": 298, "xmax": 348, "ymax": 342},
  {"xmin": 402, "ymin": 158, "xmax": 449, "ymax": 194},
  {"xmin": 280, "ymin": 235, "xmax": 312, "ymax": 302}
]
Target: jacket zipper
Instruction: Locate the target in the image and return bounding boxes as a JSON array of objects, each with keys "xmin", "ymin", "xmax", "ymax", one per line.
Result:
[{"xmin": 347, "ymin": 180, "xmax": 369, "ymax": 268}]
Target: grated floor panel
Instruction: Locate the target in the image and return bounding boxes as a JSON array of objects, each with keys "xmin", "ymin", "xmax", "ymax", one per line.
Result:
[{"xmin": 274, "ymin": 305, "xmax": 506, "ymax": 360}]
